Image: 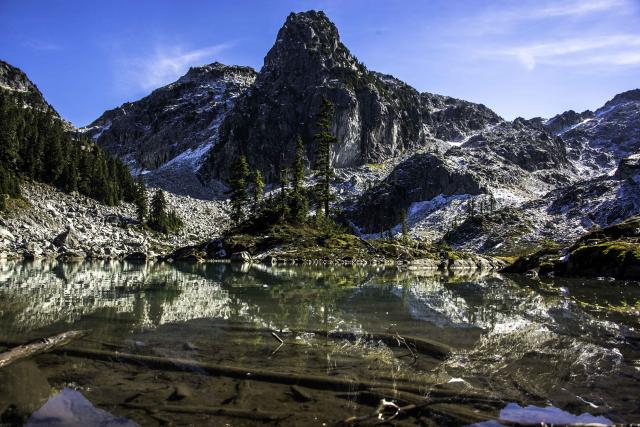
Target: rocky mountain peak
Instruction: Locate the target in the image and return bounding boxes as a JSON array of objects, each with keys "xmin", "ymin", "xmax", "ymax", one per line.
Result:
[
  {"xmin": 81, "ymin": 61, "xmax": 257, "ymax": 199},
  {"xmin": 262, "ymin": 10, "xmax": 355, "ymax": 74},
  {"xmin": 1, "ymin": 59, "xmax": 55, "ymax": 112},
  {"xmin": 203, "ymin": 11, "xmax": 504, "ymax": 182},
  {"xmin": 544, "ymin": 109, "xmax": 594, "ymax": 135},
  {"xmin": 0, "ymin": 60, "xmax": 74, "ymax": 130},
  {"xmin": 0, "ymin": 60, "xmax": 39, "ymax": 94}
]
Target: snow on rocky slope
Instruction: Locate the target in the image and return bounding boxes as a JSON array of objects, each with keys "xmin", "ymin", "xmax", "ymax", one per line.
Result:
[
  {"xmin": 547, "ymin": 89, "xmax": 640, "ymax": 178},
  {"xmin": 345, "ymin": 90, "xmax": 640, "ymax": 254}
]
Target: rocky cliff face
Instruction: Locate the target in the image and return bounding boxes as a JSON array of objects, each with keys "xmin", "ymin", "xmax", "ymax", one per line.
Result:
[
  {"xmin": 202, "ymin": 11, "xmax": 501, "ymax": 182},
  {"xmin": 82, "ymin": 63, "xmax": 256, "ymax": 198},
  {"xmin": 352, "ymin": 153, "xmax": 484, "ymax": 232}
]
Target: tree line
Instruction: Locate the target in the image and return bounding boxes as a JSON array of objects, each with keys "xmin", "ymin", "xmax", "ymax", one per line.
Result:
[
  {"xmin": 227, "ymin": 98, "xmax": 338, "ymax": 230},
  {"xmin": 0, "ymin": 89, "xmax": 137, "ymax": 210}
]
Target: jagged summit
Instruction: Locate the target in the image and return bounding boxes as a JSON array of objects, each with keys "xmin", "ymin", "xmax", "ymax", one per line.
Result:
[
  {"xmin": 544, "ymin": 88, "xmax": 640, "ymax": 177},
  {"xmin": 262, "ymin": 10, "xmax": 355, "ymax": 73}
]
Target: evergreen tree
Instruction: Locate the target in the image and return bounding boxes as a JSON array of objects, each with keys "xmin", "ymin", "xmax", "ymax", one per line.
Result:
[
  {"xmin": 0, "ymin": 97, "xmax": 18, "ymax": 168},
  {"xmin": 228, "ymin": 155, "xmax": 250, "ymax": 224},
  {"xmin": 278, "ymin": 166, "xmax": 291, "ymax": 220},
  {"xmin": 289, "ymin": 137, "xmax": 309, "ymax": 222},
  {"xmin": 313, "ymin": 98, "xmax": 337, "ymax": 218},
  {"xmin": 135, "ymin": 175, "xmax": 148, "ymax": 223},
  {"xmin": 150, "ymin": 189, "xmax": 167, "ymax": 223},
  {"xmin": 0, "ymin": 164, "xmax": 19, "ymax": 211},
  {"xmin": 252, "ymin": 169, "xmax": 265, "ymax": 209},
  {"xmin": 147, "ymin": 188, "xmax": 183, "ymax": 234}
]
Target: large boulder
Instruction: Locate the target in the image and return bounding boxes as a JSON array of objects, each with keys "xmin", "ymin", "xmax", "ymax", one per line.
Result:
[
  {"xmin": 170, "ymin": 245, "xmax": 206, "ymax": 262},
  {"xmin": 125, "ymin": 252, "xmax": 148, "ymax": 261},
  {"xmin": 52, "ymin": 227, "xmax": 80, "ymax": 248}
]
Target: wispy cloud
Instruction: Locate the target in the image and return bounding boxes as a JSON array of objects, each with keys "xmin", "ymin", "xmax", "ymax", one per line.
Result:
[
  {"xmin": 531, "ymin": 0, "xmax": 629, "ymax": 19},
  {"xmin": 463, "ymin": 0, "xmax": 633, "ymax": 35},
  {"xmin": 116, "ymin": 43, "xmax": 233, "ymax": 93},
  {"xmin": 22, "ymin": 40, "xmax": 62, "ymax": 51},
  {"xmin": 488, "ymin": 35, "xmax": 640, "ymax": 69}
]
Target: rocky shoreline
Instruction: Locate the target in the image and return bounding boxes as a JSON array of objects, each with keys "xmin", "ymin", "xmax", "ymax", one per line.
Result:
[{"xmin": 0, "ymin": 183, "xmax": 506, "ymax": 274}]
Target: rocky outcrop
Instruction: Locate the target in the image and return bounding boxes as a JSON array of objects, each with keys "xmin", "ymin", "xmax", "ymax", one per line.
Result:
[
  {"xmin": 351, "ymin": 116, "xmax": 571, "ymax": 233},
  {"xmin": 203, "ymin": 11, "xmax": 502, "ymax": 182},
  {"xmin": 1, "ymin": 60, "xmax": 51, "ymax": 113},
  {"xmin": 462, "ymin": 119, "xmax": 568, "ymax": 173},
  {"xmin": 444, "ymin": 208, "xmax": 532, "ymax": 254},
  {"xmin": 615, "ymin": 153, "xmax": 640, "ymax": 180},
  {"xmin": 419, "ymin": 92, "xmax": 501, "ymax": 142},
  {"xmin": 82, "ymin": 63, "xmax": 256, "ymax": 198},
  {"xmin": 352, "ymin": 153, "xmax": 484, "ymax": 232},
  {"xmin": 503, "ymin": 215, "xmax": 640, "ymax": 280},
  {"xmin": 544, "ymin": 109, "xmax": 594, "ymax": 135}
]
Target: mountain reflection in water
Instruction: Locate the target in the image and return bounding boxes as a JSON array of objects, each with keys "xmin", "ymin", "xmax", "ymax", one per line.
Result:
[{"xmin": 0, "ymin": 260, "xmax": 638, "ymax": 425}]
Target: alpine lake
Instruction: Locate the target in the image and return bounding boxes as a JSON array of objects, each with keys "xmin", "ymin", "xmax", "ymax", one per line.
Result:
[{"xmin": 0, "ymin": 260, "xmax": 639, "ymax": 426}]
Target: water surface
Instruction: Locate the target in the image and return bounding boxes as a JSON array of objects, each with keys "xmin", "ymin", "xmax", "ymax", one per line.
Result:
[{"xmin": 0, "ymin": 261, "xmax": 638, "ymax": 425}]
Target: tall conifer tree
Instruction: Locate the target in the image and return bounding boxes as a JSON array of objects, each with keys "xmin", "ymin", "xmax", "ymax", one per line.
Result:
[{"xmin": 313, "ymin": 98, "xmax": 337, "ymax": 218}]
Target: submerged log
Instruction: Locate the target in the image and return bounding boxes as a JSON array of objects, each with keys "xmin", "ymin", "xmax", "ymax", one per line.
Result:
[
  {"xmin": 56, "ymin": 347, "xmax": 428, "ymax": 394},
  {"xmin": 0, "ymin": 330, "xmax": 86, "ymax": 369},
  {"xmin": 210, "ymin": 324, "xmax": 452, "ymax": 360},
  {"xmin": 123, "ymin": 402, "xmax": 290, "ymax": 422},
  {"xmin": 61, "ymin": 323, "xmax": 451, "ymax": 360}
]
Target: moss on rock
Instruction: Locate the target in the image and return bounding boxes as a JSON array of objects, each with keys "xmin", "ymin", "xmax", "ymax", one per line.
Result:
[{"xmin": 568, "ymin": 241, "xmax": 640, "ymax": 279}]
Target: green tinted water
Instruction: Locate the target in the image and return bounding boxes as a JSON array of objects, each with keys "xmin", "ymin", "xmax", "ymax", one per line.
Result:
[{"xmin": 0, "ymin": 260, "xmax": 638, "ymax": 426}]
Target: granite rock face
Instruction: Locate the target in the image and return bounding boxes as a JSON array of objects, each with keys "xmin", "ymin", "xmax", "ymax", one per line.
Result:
[{"xmin": 351, "ymin": 117, "xmax": 572, "ymax": 233}]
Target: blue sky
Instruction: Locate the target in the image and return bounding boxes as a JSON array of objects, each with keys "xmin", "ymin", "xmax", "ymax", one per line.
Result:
[{"xmin": 1, "ymin": 0, "xmax": 638, "ymax": 126}]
